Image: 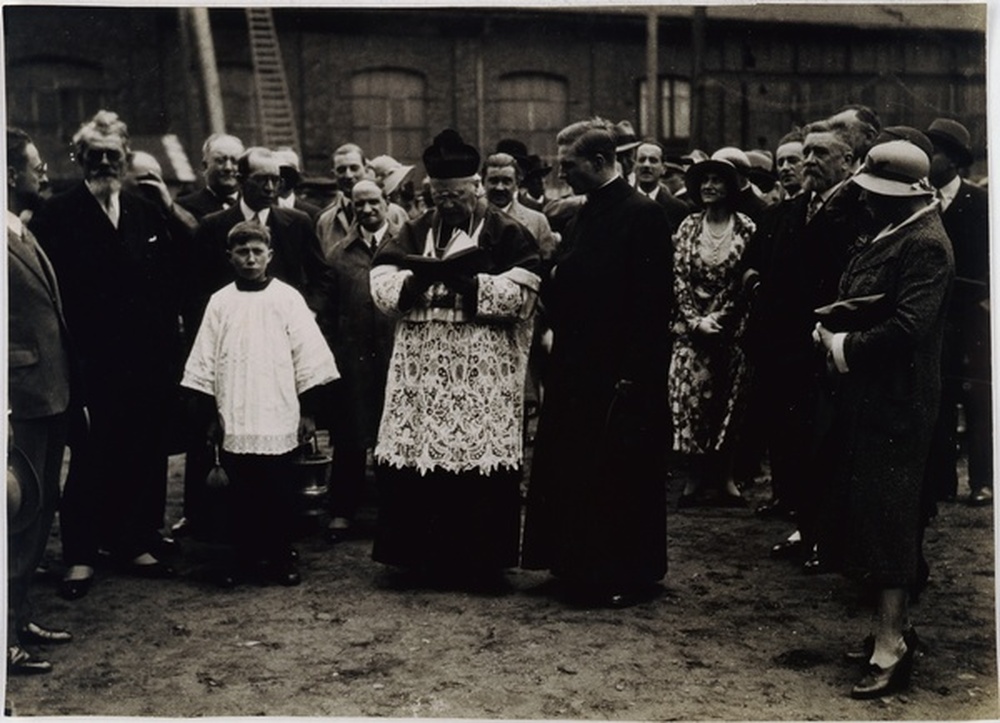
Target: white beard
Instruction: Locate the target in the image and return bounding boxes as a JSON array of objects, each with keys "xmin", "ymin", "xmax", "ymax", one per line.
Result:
[{"xmin": 87, "ymin": 175, "xmax": 122, "ymax": 202}]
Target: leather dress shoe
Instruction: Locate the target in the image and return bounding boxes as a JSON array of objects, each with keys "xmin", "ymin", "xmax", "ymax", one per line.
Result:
[
  {"xmin": 715, "ymin": 492, "xmax": 747, "ymax": 508},
  {"xmin": 57, "ymin": 576, "xmax": 93, "ymax": 601},
  {"xmin": 970, "ymin": 487, "xmax": 993, "ymax": 507},
  {"xmin": 21, "ymin": 622, "xmax": 72, "ymax": 645},
  {"xmin": 170, "ymin": 517, "xmax": 192, "ymax": 538},
  {"xmin": 274, "ymin": 562, "xmax": 301, "ymax": 587},
  {"xmin": 7, "ymin": 646, "xmax": 52, "ymax": 676},
  {"xmin": 677, "ymin": 493, "xmax": 701, "ymax": 509},
  {"xmin": 802, "ymin": 547, "xmax": 834, "ymax": 575},
  {"xmin": 850, "ymin": 642, "xmax": 915, "ymax": 699},
  {"xmin": 125, "ymin": 559, "xmax": 174, "ymax": 579},
  {"xmin": 755, "ymin": 498, "xmax": 794, "ymax": 520},
  {"xmin": 769, "ymin": 538, "xmax": 803, "ymax": 560},
  {"xmin": 845, "ymin": 628, "xmax": 925, "ymax": 664}
]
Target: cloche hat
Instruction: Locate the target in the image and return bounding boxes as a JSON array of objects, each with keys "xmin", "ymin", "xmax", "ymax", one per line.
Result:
[{"xmin": 852, "ymin": 140, "xmax": 934, "ymax": 198}]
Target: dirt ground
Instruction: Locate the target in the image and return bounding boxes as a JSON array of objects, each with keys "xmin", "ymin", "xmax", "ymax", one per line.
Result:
[{"xmin": 4, "ymin": 437, "xmax": 997, "ymax": 721}]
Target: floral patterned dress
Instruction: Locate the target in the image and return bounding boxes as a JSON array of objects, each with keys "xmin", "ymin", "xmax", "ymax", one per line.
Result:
[{"xmin": 669, "ymin": 211, "xmax": 755, "ymax": 454}]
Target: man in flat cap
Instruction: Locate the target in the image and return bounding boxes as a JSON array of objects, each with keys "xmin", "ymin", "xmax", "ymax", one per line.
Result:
[
  {"xmin": 368, "ymin": 129, "xmax": 541, "ymax": 587},
  {"xmin": 923, "ymin": 118, "xmax": 991, "ymax": 507}
]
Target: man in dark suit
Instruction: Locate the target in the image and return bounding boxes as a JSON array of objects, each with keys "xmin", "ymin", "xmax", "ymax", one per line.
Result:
[
  {"xmin": 319, "ymin": 180, "xmax": 400, "ymax": 543},
  {"xmin": 634, "ymin": 141, "xmax": 691, "ymax": 233},
  {"xmin": 30, "ymin": 111, "xmax": 182, "ymax": 599},
  {"xmin": 192, "ymin": 146, "xmax": 329, "ymax": 320},
  {"xmin": 176, "ymin": 133, "xmax": 245, "ymax": 220},
  {"xmin": 924, "ymin": 118, "xmax": 992, "ymax": 506},
  {"xmin": 179, "ymin": 147, "xmax": 329, "ymax": 541},
  {"xmin": 743, "ymin": 121, "xmax": 863, "ymax": 571},
  {"xmin": 7, "ymin": 128, "xmax": 73, "ymax": 674}
]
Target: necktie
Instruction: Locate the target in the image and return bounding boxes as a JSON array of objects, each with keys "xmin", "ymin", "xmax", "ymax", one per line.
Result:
[
  {"xmin": 106, "ymin": 199, "xmax": 119, "ymax": 229},
  {"xmin": 806, "ymin": 194, "xmax": 822, "ymax": 224}
]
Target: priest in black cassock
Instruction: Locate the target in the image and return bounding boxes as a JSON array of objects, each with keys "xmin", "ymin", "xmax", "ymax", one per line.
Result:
[
  {"xmin": 521, "ymin": 118, "xmax": 674, "ymax": 608},
  {"xmin": 368, "ymin": 130, "xmax": 541, "ymax": 587}
]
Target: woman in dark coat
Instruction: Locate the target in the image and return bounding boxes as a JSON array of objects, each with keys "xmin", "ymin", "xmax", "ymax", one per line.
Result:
[
  {"xmin": 521, "ymin": 119, "xmax": 673, "ymax": 608},
  {"xmin": 814, "ymin": 141, "xmax": 953, "ymax": 699}
]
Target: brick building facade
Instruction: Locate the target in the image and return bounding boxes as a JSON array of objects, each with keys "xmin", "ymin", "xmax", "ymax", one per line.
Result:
[{"xmin": 4, "ymin": 5, "xmax": 987, "ymax": 190}]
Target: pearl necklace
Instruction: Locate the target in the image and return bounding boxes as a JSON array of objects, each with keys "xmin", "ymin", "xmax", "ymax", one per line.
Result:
[{"xmin": 700, "ymin": 215, "xmax": 734, "ymax": 265}]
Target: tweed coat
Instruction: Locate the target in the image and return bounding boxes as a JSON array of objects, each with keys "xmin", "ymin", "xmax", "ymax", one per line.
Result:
[
  {"xmin": 7, "ymin": 225, "xmax": 72, "ymax": 419},
  {"xmin": 825, "ymin": 204, "xmax": 954, "ymax": 586},
  {"xmin": 521, "ymin": 177, "xmax": 673, "ymax": 586}
]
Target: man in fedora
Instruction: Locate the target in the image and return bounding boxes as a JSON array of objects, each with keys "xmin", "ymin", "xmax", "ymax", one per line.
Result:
[
  {"xmin": 923, "ymin": 118, "xmax": 991, "ymax": 506},
  {"xmin": 494, "ymin": 139, "xmax": 552, "ymax": 214},
  {"xmin": 7, "ymin": 127, "xmax": 73, "ymax": 673}
]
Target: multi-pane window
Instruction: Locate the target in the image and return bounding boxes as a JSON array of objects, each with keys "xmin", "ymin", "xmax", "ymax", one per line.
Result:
[
  {"xmin": 638, "ymin": 76, "xmax": 692, "ymax": 141},
  {"xmin": 350, "ymin": 69, "xmax": 427, "ymax": 164}
]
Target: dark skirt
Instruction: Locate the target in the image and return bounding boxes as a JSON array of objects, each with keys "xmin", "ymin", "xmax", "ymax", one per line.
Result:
[{"xmin": 372, "ymin": 465, "xmax": 523, "ymax": 571}]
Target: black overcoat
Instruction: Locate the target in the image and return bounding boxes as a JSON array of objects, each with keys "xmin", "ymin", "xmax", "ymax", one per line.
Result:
[{"xmin": 521, "ymin": 177, "xmax": 673, "ymax": 586}]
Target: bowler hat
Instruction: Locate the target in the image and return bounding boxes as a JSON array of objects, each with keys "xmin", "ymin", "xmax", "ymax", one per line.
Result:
[
  {"xmin": 685, "ymin": 157, "xmax": 741, "ymax": 208},
  {"xmin": 423, "ymin": 129, "xmax": 480, "ymax": 179},
  {"xmin": 613, "ymin": 120, "xmax": 641, "ymax": 153},
  {"xmin": 852, "ymin": 140, "xmax": 934, "ymax": 198},
  {"xmin": 925, "ymin": 118, "xmax": 974, "ymax": 167},
  {"xmin": 875, "ymin": 126, "xmax": 933, "ymax": 162},
  {"xmin": 523, "ymin": 154, "xmax": 552, "ymax": 180},
  {"xmin": 7, "ymin": 446, "xmax": 41, "ymax": 535}
]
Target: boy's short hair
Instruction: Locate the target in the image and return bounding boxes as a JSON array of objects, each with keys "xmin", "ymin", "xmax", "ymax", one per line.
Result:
[{"xmin": 227, "ymin": 219, "xmax": 271, "ymax": 248}]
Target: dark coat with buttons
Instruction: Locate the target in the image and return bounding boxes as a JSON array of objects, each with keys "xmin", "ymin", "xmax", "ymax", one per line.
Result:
[
  {"xmin": 522, "ymin": 177, "xmax": 673, "ymax": 587},
  {"xmin": 320, "ymin": 219, "xmax": 401, "ymax": 446},
  {"xmin": 30, "ymin": 183, "xmax": 181, "ymax": 401}
]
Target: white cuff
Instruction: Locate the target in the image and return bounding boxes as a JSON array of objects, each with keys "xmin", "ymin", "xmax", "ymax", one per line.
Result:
[{"xmin": 831, "ymin": 332, "xmax": 850, "ymax": 373}]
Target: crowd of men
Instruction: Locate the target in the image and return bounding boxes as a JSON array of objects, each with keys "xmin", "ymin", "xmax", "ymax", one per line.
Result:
[{"xmin": 6, "ymin": 103, "xmax": 990, "ymax": 695}]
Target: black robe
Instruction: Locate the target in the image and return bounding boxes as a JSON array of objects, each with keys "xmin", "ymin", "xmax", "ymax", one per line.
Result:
[{"xmin": 521, "ymin": 177, "xmax": 673, "ymax": 587}]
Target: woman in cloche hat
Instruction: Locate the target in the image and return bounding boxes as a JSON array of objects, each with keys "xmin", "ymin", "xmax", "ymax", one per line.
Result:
[{"xmin": 813, "ymin": 140, "xmax": 954, "ymax": 699}]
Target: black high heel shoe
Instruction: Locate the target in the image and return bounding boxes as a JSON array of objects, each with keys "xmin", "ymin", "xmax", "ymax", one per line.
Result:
[{"xmin": 850, "ymin": 641, "xmax": 915, "ymax": 699}]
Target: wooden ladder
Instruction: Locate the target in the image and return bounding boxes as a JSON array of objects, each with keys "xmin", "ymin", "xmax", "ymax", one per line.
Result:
[{"xmin": 245, "ymin": 7, "xmax": 300, "ymax": 150}]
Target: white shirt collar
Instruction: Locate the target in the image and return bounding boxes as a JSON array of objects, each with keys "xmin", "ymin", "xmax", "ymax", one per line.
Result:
[
  {"xmin": 277, "ymin": 193, "xmax": 296, "ymax": 209},
  {"xmin": 639, "ymin": 184, "xmax": 661, "ymax": 200},
  {"xmin": 361, "ymin": 221, "xmax": 389, "ymax": 246},
  {"xmin": 240, "ymin": 198, "xmax": 270, "ymax": 225},
  {"xmin": 7, "ymin": 209, "xmax": 24, "ymax": 237},
  {"xmin": 85, "ymin": 181, "xmax": 120, "ymax": 214},
  {"xmin": 938, "ymin": 175, "xmax": 961, "ymax": 212}
]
